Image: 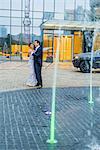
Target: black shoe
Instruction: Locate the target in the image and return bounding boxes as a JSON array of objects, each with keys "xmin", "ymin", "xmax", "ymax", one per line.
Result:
[{"xmin": 35, "ymin": 83, "xmax": 39, "ymax": 87}]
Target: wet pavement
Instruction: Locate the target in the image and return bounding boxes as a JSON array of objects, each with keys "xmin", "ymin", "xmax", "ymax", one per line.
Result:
[{"xmin": 0, "ymin": 87, "xmax": 100, "ymax": 150}]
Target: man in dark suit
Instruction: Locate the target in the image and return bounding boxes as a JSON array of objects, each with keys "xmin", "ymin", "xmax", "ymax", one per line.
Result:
[{"xmin": 32, "ymin": 40, "xmax": 43, "ymax": 88}]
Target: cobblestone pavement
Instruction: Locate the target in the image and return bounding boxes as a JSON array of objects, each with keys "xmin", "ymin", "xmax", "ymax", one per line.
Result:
[
  {"xmin": 0, "ymin": 61, "xmax": 100, "ymax": 150},
  {"xmin": 0, "ymin": 87, "xmax": 100, "ymax": 150}
]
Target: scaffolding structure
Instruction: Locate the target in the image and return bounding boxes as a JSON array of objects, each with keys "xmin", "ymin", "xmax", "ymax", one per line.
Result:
[{"xmin": 23, "ymin": 0, "xmax": 31, "ymax": 43}]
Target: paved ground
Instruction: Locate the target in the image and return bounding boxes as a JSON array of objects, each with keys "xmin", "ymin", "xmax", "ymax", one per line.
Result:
[
  {"xmin": 0, "ymin": 61, "xmax": 100, "ymax": 92},
  {"xmin": 0, "ymin": 61, "xmax": 100, "ymax": 150},
  {"xmin": 0, "ymin": 87, "xmax": 100, "ymax": 150}
]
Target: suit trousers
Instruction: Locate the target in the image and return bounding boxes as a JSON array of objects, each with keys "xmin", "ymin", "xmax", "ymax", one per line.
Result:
[{"xmin": 34, "ymin": 62, "xmax": 42, "ymax": 86}]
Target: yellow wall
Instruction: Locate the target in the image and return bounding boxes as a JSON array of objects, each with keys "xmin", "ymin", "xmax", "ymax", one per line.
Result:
[
  {"xmin": 11, "ymin": 45, "xmax": 21, "ymax": 54},
  {"xmin": 66, "ymin": 36, "xmax": 72, "ymax": 60},
  {"xmin": 53, "ymin": 35, "xmax": 72, "ymax": 61},
  {"xmin": 94, "ymin": 33, "xmax": 100, "ymax": 50},
  {"xmin": 44, "ymin": 33, "xmax": 82, "ymax": 61},
  {"xmin": 43, "ymin": 34, "xmax": 53, "ymax": 61},
  {"xmin": 74, "ymin": 32, "xmax": 83, "ymax": 54},
  {"xmin": 11, "ymin": 45, "xmax": 29, "ymax": 60}
]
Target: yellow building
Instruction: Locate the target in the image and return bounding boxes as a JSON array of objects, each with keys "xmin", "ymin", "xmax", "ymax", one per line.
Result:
[
  {"xmin": 43, "ymin": 31, "xmax": 83, "ymax": 62},
  {"xmin": 42, "ymin": 20, "xmax": 100, "ymax": 62}
]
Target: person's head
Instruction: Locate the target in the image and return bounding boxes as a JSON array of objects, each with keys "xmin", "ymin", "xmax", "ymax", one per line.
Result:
[
  {"xmin": 34, "ymin": 40, "xmax": 41, "ymax": 48},
  {"xmin": 28, "ymin": 43, "xmax": 33, "ymax": 49}
]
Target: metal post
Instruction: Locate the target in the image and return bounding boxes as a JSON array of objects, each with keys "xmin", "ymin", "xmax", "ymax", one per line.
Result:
[
  {"xmin": 10, "ymin": 0, "xmax": 12, "ymax": 61},
  {"xmin": 20, "ymin": 0, "xmax": 23, "ymax": 61},
  {"xmin": 84, "ymin": 0, "xmax": 86, "ymax": 21},
  {"xmin": 74, "ymin": 0, "xmax": 76, "ymax": 21},
  {"xmin": 40, "ymin": 0, "xmax": 45, "ymax": 47},
  {"xmin": 32, "ymin": 0, "xmax": 34, "ymax": 42},
  {"xmin": 54, "ymin": 0, "xmax": 55, "ymax": 18}
]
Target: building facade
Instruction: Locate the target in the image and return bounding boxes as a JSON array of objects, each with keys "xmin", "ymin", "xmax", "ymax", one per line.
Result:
[
  {"xmin": 90, "ymin": 0, "xmax": 100, "ymax": 20},
  {"xmin": 0, "ymin": 0, "xmax": 91, "ymax": 60}
]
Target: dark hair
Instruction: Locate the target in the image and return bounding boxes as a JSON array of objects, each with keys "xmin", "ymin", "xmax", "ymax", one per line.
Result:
[
  {"xmin": 35, "ymin": 40, "xmax": 41, "ymax": 45},
  {"xmin": 28, "ymin": 43, "xmax": 32, "ymax": 47}
]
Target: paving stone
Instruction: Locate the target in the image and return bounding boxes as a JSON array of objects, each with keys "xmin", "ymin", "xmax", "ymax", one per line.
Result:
[{"xmin": 0, "ymin": 87, "xmax": 100, "ymax": 150}]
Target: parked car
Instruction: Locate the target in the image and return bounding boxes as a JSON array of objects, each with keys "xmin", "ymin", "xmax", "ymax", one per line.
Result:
[{"xmin": 72, "ymin": 50, "xmax": 100, "ymax": 73}]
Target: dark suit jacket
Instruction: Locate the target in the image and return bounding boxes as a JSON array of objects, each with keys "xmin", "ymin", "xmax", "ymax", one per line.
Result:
[{"xmin": 32, "ymin": 46, "xmax": 43, "ymax": 66}]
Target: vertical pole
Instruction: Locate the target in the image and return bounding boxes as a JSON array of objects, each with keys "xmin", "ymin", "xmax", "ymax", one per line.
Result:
[
  {"xmin": 84, "ymin": 0, "xmax": 86, "ymax": 21},
  {"xmin": 54, "ymin": 0, "xmax": 55, "ymax": 18},
  {"xmin": 32, "ymin": 0, "xmax": 34, "ymax": 42},
  {"xmin": 10, "ymin": 0, "xmax": 12, "ymax": 61},
  {"xmin": 40, "ymin": 0, "xmax": 45, "ymax": 50},
  {"xmin": 64, "ymin": 0, "xmax": 66, "ymax": 20},
  {"xmin": 20, "ymin": 0, "xmax": 23, "ymax": 61},
  {"xmin": 74, "ymin": 0, "xmax": 76, "ymax": 21},
  {"xmin": 52, "ymin": 0, "xmax": 55, "ymax": 62},
  {"xmin": 52, "ymin": 30, "xmax": 54, "ymax": 62}
]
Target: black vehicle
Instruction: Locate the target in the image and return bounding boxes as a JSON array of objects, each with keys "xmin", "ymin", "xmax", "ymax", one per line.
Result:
[{"xmin": 72, "ymin": 50, "xmax": 100, "ymax": 73}]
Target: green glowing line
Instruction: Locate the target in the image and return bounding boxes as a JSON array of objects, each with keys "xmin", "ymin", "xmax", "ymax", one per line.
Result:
[{"xmin": 47, "ymin": 28, "xmax": 61, "ymax": 144}]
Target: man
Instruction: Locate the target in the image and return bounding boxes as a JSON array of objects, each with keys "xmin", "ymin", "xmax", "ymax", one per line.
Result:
[{"xmin": 32, "ymin": 40, "xmax": 43, "ymax": 88}]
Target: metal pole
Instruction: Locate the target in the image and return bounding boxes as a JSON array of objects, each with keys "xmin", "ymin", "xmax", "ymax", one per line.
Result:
[
  {"xmin": 32, "ymin": 0, "xmax": 34, "ymax": 42},
  {"xmin": 10, "ymin": 0, "xmax": 12, "ymax": 61},
  {"xmin": 84, "ymin": 0, "xmax": 86, "ymax": 21},
  {"xmin": 74, "ymin": 0, "xmax": 76, "ymax": 21},
  {"xmin": 41, "ymin": 0, "xmax": 45, "ymax": 45},
  {"xmin": 20, "ymin": 0, "xmax": 23, "ymax": 61},
  {"xmin": 54, "ymin": 0, "xmax": 55, "ymax": 17}
]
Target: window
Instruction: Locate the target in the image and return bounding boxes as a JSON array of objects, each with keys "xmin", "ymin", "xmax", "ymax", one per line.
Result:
[
  {"xmin": 33, "ymin": 27, "xmax": 41, "ymax": 36},
  {"xmin": 12, "ymin": 11, "xmax": 21, "ymax": 18},
  {"xmin": 33, "ymin": 19, "xmax": 42, "ymax": 27},
  {"xmin": 44, "ymin": 0, "xmax": 54, "ymax": 12},
  {"xmin": 55, "ymin": 0, "xmax": 64, "ymax": 13},
  {"xmin": 33, "ymin": 0, "xmax": 43, "ymax": 11},
  {"xmin": 0, "ymin": 0, "xmax": 10, "ymax": 9},
  {"xmin": 44, "ymin": 12, "xmax": 54, "ymax": 20},
  {"xmin": 0, "ymin": 17, "xmax": 10, "ymax": 26},
  {"xmin": 12, "ymin": 18, "xmax": 21, "ymax": 26},
  {"xmin": 65, "ymin": 0, "xmax": 74, "ymax": 10},
  {"xmin": 33, "ymin": 12, "xmax": 43, "ymax": 19},
  {"xmin": 12, "ymin": 0, "xmax": 21, "ymax": 10},
  {"xmin": 11, "ymin": 26, "xmax": 21, "ymax": 35},
  {"xmin": 0, "ymin": 10, "xmax": 10, "ymax": 17}
]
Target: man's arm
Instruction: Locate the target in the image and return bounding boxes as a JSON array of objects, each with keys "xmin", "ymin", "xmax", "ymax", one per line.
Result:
[{"xmin": 32, "ymin": 47, "xmax": 42, "ymax": 57}]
